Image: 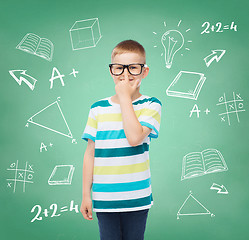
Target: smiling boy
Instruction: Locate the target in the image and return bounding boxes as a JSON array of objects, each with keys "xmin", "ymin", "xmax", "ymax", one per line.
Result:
[{"xmin": 81, "ymin": 40, "xmax": 162, "ymax": 240}]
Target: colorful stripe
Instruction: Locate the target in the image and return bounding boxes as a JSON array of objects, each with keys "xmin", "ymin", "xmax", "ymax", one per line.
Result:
[
  {"xmin": 91, "ymin": 100, "xmax": 112, "ymax": 109},
  {"xmin": 92, "ymin": 178, "xmax": 151, "ymax": 192},
  {"xmin": 86, "ymin": 117, "xmax": 97, "ymax": 129},
  {"xmin": 96, "ymin": 129, "xmax": 126, "ymax": 140},
  {"xmin": 95, "ymin": 143, "xmax": 149, "ymax": 158},
  {"xmin": 93, "ymin": 170, "xmax": 151, "ymax": 183},
  {"xmin": 92, "ymin": 187, "xmax": 152, "ymax": 200},
  {"xmin": 133, "ymin": 97, "xmax": 162, "ymax": 106},
  {"xmin": 140, "ymin": 121, "xmax": 159, "ymax": 138},
  {"xmin": 93, "ymin": 194, "xmax": 153, "ymax": 209},
  {"xmin": 96, "ymin": 108, "xmax": 160, "ymax": 124},
  {"xmin": 94, "ymin": 159, "xmax": 150, "ymax": 175},
  {"xmin": 82, "ymin": 133, "xmax": 95, "ymax": 142}
]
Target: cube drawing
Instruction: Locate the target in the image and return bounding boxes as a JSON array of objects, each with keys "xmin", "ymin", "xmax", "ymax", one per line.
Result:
[{"xmin": 69, "ymin": 18, "xmax": 102, "ymax": 50}]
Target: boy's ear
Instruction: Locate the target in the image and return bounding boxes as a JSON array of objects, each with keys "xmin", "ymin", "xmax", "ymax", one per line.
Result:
[{"xmin": 142, "ymin": 67, "xmax": 149, "ymax": 79}]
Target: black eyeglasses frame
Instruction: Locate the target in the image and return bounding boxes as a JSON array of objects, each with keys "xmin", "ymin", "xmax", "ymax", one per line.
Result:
[{"xmin": 109, "ymin": 63, "xmax": 147, "ymax": 76}]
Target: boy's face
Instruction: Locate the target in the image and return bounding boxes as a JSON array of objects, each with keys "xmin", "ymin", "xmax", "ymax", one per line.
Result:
[{"xmin": 110, "ymin": 52, "xmax": 149, "ymax": 87}]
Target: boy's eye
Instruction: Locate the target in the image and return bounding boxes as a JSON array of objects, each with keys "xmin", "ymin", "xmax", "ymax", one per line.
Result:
[
  {"xmin": 129, "ymin": 65, "xmax": 139, "ymax": 70},
  {"xmin": 114, "ymin": 66, "xmax": 123, "ymax": 70}
]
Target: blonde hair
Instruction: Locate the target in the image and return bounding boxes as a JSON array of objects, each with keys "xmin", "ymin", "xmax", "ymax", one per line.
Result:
[{"xmin": 111, "ymin": 40, "xmax": 146, "ymax": 63}]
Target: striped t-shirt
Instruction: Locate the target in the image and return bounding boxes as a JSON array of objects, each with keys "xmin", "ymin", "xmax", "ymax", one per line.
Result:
[{"xmin": 82, "ymin": 95, "xmax": 162, "ymax": 212}]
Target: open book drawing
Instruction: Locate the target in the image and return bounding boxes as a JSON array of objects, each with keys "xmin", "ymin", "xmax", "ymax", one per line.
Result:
[
  {"xmin": 16, "ymin": 33, "xmax": 54, "ymax": 61},
  {"xmin": 181, "ymin": 149, "xmax": 228, "ymax": 180},
  {"xmin": 166, "ymin": 71, "xmax": 206, "ymax": 100},
  {"xmin": 48, "ymin": 165, "xmax": 75, "ymax": 185}
]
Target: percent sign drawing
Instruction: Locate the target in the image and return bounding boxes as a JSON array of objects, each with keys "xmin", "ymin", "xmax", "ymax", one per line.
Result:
[{"xmin": 6, "ymin": 160, "xmax": 34, "ymax": 193}]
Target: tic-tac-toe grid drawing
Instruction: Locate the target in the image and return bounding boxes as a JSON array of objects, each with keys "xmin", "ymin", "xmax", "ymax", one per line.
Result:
[
  {"xmin": 7, "ymin": 160, "xmax": 34, "ymax": 193},
  {"xmin": 216, "ymin": 92, "xmax": 245, "ymax": 125}
]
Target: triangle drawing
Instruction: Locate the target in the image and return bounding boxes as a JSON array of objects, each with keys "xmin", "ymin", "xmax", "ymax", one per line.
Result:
[
  {"xmin": 27, "ymin": 99, "xmax": 73, "ymax": 139},
  {"xmin": 177, "ymin": 191, "xmax": 214, "ymax": 219}
]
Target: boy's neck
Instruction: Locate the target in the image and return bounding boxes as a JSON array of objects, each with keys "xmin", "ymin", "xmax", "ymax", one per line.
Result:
[{"xmin": 111, "ymin": 92, "xmax": 142, "ymax": 104}]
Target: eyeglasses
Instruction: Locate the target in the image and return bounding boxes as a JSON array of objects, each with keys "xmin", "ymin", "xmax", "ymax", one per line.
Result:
[{"xmin": 109, "ymin": 63, "xmax": 147, "ymax": 76}]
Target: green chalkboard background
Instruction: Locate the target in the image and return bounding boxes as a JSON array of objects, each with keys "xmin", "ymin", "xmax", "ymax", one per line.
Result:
[{"xmin": 1, "ymin": 0, "xmax": 249, "ymax": 239}]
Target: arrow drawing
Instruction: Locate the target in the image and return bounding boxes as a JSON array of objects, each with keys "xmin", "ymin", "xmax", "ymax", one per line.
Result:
[
  {"xmin": 9, "ymin": 70, "xmax": 37, "ymax": 91},
  {"xmin": 210, "ymin": 183, "xmax": 228, "ymax": 194},
  {"xmin": 204, "ymin": 50, "xmax": 226, "ymax": 67}
]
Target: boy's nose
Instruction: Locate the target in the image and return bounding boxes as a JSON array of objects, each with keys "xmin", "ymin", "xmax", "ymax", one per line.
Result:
[
  {"xmin": 121, "ymin": 68, "xmax": 130, "ymax": 79},
  {"xmin": 123, "ymin": 68, "xmax": 130, "ymax": 75}
]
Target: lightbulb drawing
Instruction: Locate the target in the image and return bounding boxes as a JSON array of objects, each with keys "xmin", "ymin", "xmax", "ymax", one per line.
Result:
[{"xmin": 161, "ymin": 30, "xmax": 184, "ymax": 69}]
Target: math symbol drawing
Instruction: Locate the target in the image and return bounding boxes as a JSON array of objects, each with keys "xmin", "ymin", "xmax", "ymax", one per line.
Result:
[
  {"xmin": 181, "ymin": 148, "xmax": 228, "ymax": 181},
  {"xmin": 177, "ymin": 191, "xmax": 214, "ymax": 219},
  {"xmin": 16, "ymin": 33, "xmax": 54, "ymax": 61},
  {"xmin": 153, "ymin": 20, "xmax": 192, "ymax": 68},
  {"xmin": 26, "ymin": 98, "xmax": 77, "ymax": 144},
  {"xmin": 48, "ymin": 165, "xmax": 75, "ymax": 185},
  {"xmin": 217, "ymin": 92, "xmax": 245, "ymax": 125},
  {"xmin": 69, "ymin": 18, "xmax": 102, "ymax": 50},
  {"xmin": 7, "ymin": 160, "xmax": 34, "ymax": 193}
]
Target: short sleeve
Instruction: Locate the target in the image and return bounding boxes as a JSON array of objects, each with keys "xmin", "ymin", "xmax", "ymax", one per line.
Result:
[
  {"xmin": 138, "ymin": 97, "xmax": 162, "ymax": 139},
  {"xmin": 82, "ymin": 107, "xmax": 97, "ymax": 142}
]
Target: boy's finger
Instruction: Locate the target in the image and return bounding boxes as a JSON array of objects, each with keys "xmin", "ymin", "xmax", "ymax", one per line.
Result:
[
  {"xmin": 123, "ymin": 74, "xmax": 129, "ymax": 83},
  {"xmin": 84, "ymin": 211, "xmax": 91, "ymax": 220},
  {"xmin": 133, "ymin": 79, "xmax": 141, "ymax": 89},
  {"xmin": 82, "ymin": 209, "xmax": 88, "ymax": 219},
  {"xmin": 88, "ymin": 208, "xmax": 93, "ymax": 220},
  {"xmin": 81, "ymin": 207, "xmax": 91, "ymax": 220}
]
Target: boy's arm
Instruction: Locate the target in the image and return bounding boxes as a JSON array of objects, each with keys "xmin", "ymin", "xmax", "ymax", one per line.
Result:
[
  {"xmin": 80, "ymin": 139, "xmax": 95, "ymax": 220},
  {"xmin": 116, "ymin": 79, "xmax": 152, "ymax": 146}
]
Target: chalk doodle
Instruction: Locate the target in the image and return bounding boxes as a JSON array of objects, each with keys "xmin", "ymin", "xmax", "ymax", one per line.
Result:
[
  {"xmin": 30, "ymin": 200, "xmax": 79, "ymax": 223},
  {"xmin": 48, "ymin": 165, "xmax": 75, "ymax": 185},
  {"xmin": 210, "ymin": 183, "xmax": 228, "ymax": 194},
  {"xmin": 69, "ymin": 18, "xmax": 102, "ymax": 51},
  {"xmin": 6, "ymin": 160, "xmax": 34, "ymax": 193},
  {"xmin": 166, "ymin": 71, "xmax": 206, "ymax": 100},
  {"xmin": 16, "ymin": 33, "xmax": 54, "ymax": 61},
  {"xmin": 204, "ymin": 50, "xmax": 226, "ymax": 67},
  {"xmin": 69, "ymin": 68, "xmax": 79, "ymax": 78},
  {"xmin": 9, "ymin": 70, "xmax": 37, "ymax": 91},
  {"xmin": 177, "ymin": 191, "xmax": 214, "ymax": 219},
  {"xmin": 49, "ymin": 67, "xmax": 65, "ymax": 89},
  {"xmin": 189, "ymin": 104, "xmax": 210, "ymax": 118},
  {"xmin": 40, "ymin": 142, "xmax": 53, "ymax": 152},
  {"xmin": 201, "ymin": 21, "xmax": 238, "ymax": 34},
  {"xmin": 217, "ymin": 92, "xmax": 245, "ymax": 125},
  {"xmin": 26, "ymin": 97, "xmax": 77, "ymax": 144},
  {"xmin": 181, "ymin": 148, "xmax": 228, "ymax": 181},
  {"xmin": 49, "ymin": 68, "xmax": 79, "ymax": 88},
  {"xmin": 153, "ymin": 20, "xmax": 192, "ymax": 68}
]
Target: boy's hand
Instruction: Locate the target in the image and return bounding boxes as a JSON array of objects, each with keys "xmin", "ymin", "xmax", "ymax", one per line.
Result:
[
  {"xmin": 80, "ymin": 198, "xmax": 93, "ymax": 220},
  {"xmin": 115, "ymin": 77, "xmax": 140, "ymax": 100}
]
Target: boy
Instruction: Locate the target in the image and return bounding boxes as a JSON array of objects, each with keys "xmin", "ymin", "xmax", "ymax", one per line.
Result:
[{"xmin": 81, "ymin": 40, "xmax": 162, "ymax": 240}]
